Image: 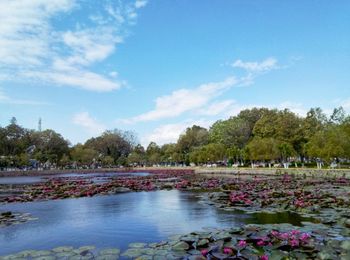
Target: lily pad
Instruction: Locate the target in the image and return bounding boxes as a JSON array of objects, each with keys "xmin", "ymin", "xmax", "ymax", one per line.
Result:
[
  {"xmin": 128, "ymin": 242, "xmax": 147, "ymax": 248},
  {"xmin": 172, "ymin": 241, "xmax": 190, "ymax": 251},
  {"xmin": 52, "ymin": 246, "xmax": 73, "ymax": 253},
  {"xmin": 99, "ymin": 248, "xmax": 120, "ymax": 255},
  {"xmin": 121, "ymin": 248, "xmax": 143, "ymax": 258}
]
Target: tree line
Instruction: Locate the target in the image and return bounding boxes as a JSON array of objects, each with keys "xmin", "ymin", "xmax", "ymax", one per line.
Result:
[{"xmin": 1, "ymin": 106, "xmax": 350, "ymax": 170}]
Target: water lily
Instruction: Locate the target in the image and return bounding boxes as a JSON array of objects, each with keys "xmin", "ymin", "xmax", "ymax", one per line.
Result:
[
  {"xmin": 279, "ymin": 232, "xmax": 289, "ymax": 240},
  {"xmin": 201, "ymin": 249, "xmax": 208, "ymax": 256},
  {"xmin": 257, "ymin": 240, "xmax": 265, "ymax": 246},
  {"xmin": 238, "ymin": 240, "xmax": 247, "ymax": 247},
  {"xmin": 223, "ymin": 247, "xmax": 233, "ymax": 254},
  {"xmin": 260, "ymin": 255, "xmax": 269, "ymax": 260},
  {"xmin": 290, "ymin": 230, "xmax": 300, "ymax": 235},
  {"xmin": 300, "ymin": 233, "xmax": 311, "ymax": 242},
  {"xmin": 290, "ymin": 238, "xmax": 299, "ymax": 247},
  {"xmin": 270, "ymin": 230, "xmax": 279, "ymax": 237}
]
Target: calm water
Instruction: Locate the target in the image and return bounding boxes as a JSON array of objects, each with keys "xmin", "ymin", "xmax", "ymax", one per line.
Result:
[{"xmin": 0, "ymin": 190, "xmax": 311, "ymax": 256}]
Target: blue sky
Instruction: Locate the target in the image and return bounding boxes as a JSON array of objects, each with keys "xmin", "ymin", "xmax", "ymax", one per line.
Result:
[{"xmin": 0, "ymin": 0, "xmax": 349, "ymax": 146}]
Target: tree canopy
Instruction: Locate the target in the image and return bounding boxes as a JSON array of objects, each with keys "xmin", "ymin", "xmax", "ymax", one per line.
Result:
[{"xmin": 1, "ymin": 106, "xmax": 349, "ymax": 169}]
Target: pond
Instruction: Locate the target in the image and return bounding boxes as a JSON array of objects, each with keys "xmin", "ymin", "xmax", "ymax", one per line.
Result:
[{"xmin": 0, "ymin": 190, "xmax": 312, "ymax": 256}]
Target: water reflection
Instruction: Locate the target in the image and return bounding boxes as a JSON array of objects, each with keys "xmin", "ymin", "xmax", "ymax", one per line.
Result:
[
  {"xmin": 0, "ymin": 190, "xmax": 312, "ymax": 256},
  {"xmin": 0, "ymin": 191, "xmax": 241, "ymax": 255}
]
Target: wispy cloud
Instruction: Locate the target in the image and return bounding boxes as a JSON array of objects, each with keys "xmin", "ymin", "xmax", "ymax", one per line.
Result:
[
  {"xmin": 124, "ymin": 77, "xmax": 237, "ymax": 123},
  {"xmin": 223, "ymin": 100, "xmax": 308, "ymax": 118},
  {"xmin": 72, "ymin": 112, "xmax": 106, "ymax": 136},
  {"xmin": 196, "ymin": 99, "xmax": 235, "ymax": 116},
  {"xmin": 231, "ymin": 57, "xmax": 278, "ymax": 73},
  {"xmin": 0, "ymin": 89, "xmax": 49, "ymax": 106},
  {"xmin": 141, "ymin": 119, "xmax": 213, "ymax": 146},
  {"xmin": 0, "ymin": 0, "xmax": 147, "ymax": 92},
  {"xmin": 229, "ymin": 57, "xmax": 279, "ymax": 86},
  {"xmin": 135, "ymin": 0, "xmax": 148, "ymax": 9},
  {"xmin": 331, "ymin": 97, "xmax": 350, "ymax": 113}
]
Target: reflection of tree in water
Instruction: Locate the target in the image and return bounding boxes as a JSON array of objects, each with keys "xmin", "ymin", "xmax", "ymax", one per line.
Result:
[{"xmin": 250, "ymin": 211, "xmax": 315, "ymax": 226}]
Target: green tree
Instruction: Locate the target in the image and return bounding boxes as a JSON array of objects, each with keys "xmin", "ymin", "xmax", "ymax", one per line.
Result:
[
  {"xmin": 177, "ymin": 125, "xmax": 209, "ymax": 154},
  {"xmin": 146, "ymin": 142, "xmax": 161, "ymax": 165},
  {"xmin": 85, "ymin": 129, "xmax": 135, "ymax": 164},
  {"xmin": 128, "ymin": 144, "xmax": 146, "ymax": 166},
  {"xmin": 209, "ymin": 117, "xmax": 250, "ymax": 148},
  {"xmin": 71, "ymin": 144, "xmax": 98, "ymax": 166},
  {"xmin": 246, "ymin": 137, "xmax": 280, "ymax": 166},
  {"xmin": 31, "ymin": 129, "xmax": 70, "ymax": 163},
  {"xmin": 307, "ymin": 125, "xmax": 350, "ymax": 166}
]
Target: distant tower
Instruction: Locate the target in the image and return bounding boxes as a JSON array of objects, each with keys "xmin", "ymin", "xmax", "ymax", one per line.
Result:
[{"xmin": 38, "ymin": 118, "xmax": 42, "ymax": 132}]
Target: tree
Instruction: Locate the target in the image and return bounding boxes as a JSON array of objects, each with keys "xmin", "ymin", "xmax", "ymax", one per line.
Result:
[
  {"xmin": 278, "ymin": 142, "xmax": 296, "ymax": 168},
  {"xmin": 237, "ymin": 107, "xmax": 269, "ymax": 134},
  {"xmin": 189, "ymin": 143, "xmax": 226, "ymax": 164},
  {"xmin": 146, "ymin": 142, "xmax": 161, "ymax": 165},
  {"xmin": 71, "ymin": 144, "xmax": 98, "ymax": 166},
  {"xmin": 307, "ymin": 125, "xmax": 350, "ymax": 166},
  {"xmin": 160, "ymin": 143, "xmax": 178, "ymax": 165},
  {"xmin": 209, "ymin": 117, "xmax": 251, "ymax": 148},
  {"xmin": 128, "ymin": 144, "xmax": 146, "ymax": 166},
  {"xmin": 85, "ymin": 129, "xmax": 135, "ymax": 163},
  {"xmin": 246, "ymin": 137, "xmax": 280, "ymax": 166},
  {"xmin": 329, "ymin": 106, "xmax": 346, "ymax": 124},
  {"xmin": 177, "ymin": 125, "xmax": 209, "ymax": 154},
  {"xmin": 2, "ymin": 119, "xmax": 29, "ymax": 155},
  {"xmin": 30, "ymin": 129, "xmax": 70, "ymax": 163},
  {"xmin": 302, "ymin": 107, "xmax": 327, "ymax": 140}
]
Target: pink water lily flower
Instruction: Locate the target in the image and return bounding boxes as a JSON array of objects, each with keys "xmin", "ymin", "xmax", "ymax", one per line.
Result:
[
  {"xmin": 290, "ymin": 230, "xmax": 300, "ymax": 235},
  {"xmin": 257, "ymin": 240, "xmax": 265, "ymax": 246},
  {"xmin": 300, "ymin": 233, "xmax": 311, "ymax": 242},
  {"xmin": 238, "ymin": 240, "xmax": 247, "ymax": 247},
  {"xmin": 279, "ymin": 232, "xmax": 289, "ymax": 240},
  {"xmin": 223, "ymin": 247, "xmax": 233, "ymax": 254},
  {"xmin": 260, "ymin": 255, "xmax": 269, "ymax": 260},
  {"xmin": 290, "ymin": 239, "xmax": 299, "ymax": 247},
  {"xmin": 270, "ymin": 230, "xmax": 279, "ymax": 237},
  {"xmin": 201, "ymin": 249, "xmax": 208, "ymax": 256}
]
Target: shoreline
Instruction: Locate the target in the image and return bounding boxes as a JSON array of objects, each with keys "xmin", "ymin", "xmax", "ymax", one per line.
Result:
[{"xmin": 1, "ymin": 167, "xmax": 350, "ymax": 178}]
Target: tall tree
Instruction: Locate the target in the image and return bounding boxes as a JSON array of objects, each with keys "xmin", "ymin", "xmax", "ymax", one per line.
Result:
[
  {"xmin": 177, "ymin": 125, "xmax": 209, "ymax": 154},
  {"xmin": 85, "ymin": 129, "xmax": 134, "ymax": 163},
  {"xmin": 209, "ymin": 117, "xmax": 251, "ymax": 148}
]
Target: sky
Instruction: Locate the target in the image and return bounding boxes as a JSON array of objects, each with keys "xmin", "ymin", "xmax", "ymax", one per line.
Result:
[{"xmin": 0, "ymin": 0, "xmax": 349, "ymax": 147}]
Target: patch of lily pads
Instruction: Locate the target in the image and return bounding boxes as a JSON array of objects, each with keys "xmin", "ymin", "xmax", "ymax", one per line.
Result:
[
  {"xmin": 0, "ymin": 245, "xmax": 122, "ymax": 260},
  {"xmin": 118, "ymin": 224, "xmax": 349, "ymax": 260},
  {"xmin": 1, "ymin": 224, "xmax": 350, "ymax": 259},
  {"xmin": 0, "ymin": 211, "xmax": 37, "ymax": 227},
  {"xmin": 203, "ymin": 174, "xmax": 350, "ymax": 232}
]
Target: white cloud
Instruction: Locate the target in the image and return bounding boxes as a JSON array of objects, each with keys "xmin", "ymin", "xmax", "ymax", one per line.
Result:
[
  {"xmin": 0, "ymin": 0, "xmax": 146, "ymax": 92},
  {"xmin": 223, "ymin": 101, "xmax": 308, "ymax": 118},
  {"xmin": 72, "ymin": 112, "xmax": 106, "ymax": 136},
  {"xmin": 141, "ymin": 119, "xmax": 213, "ymax": 146},
  {"xmin": 0, "ymin": 89, "xmax": 49, "ymax": 105},
  {"xmin": 23, "ymin": 68, "xmax": 123, "ymax": 92},
  {"xmin": 330, "ymin": 98, "xmax": 350, "ymax": 114},
  {"xmin": 277, "ymin": 101, "xmax": 307, "ymax": 116},
  {"xmin": 0, "ymin": 0, "xmax": 74, "ymax": 68},
  {"xmin": 343, "ymin": 100, "xmax": 350, "ymax": 110},
  {"xmin": 47, "ymin": 70, "xmax": 122, "ymax": 92},
  {"xmin": 135, "ymin": 0, "xmax": 148, "ymax": 9},
  {"xmin": 125, "ymin": 77, "xmax": 237, "ymax": 123},
  {"xmin": 232, "ymin": 57, "xmax": 278, "ymax": 73},
  {"xmin": 62, "ymin": 29, "xmax": 122, "ymax": 66},
  {"xmin": 196, "ymin": 99, "xmax": 235, "ymax": 116}
]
